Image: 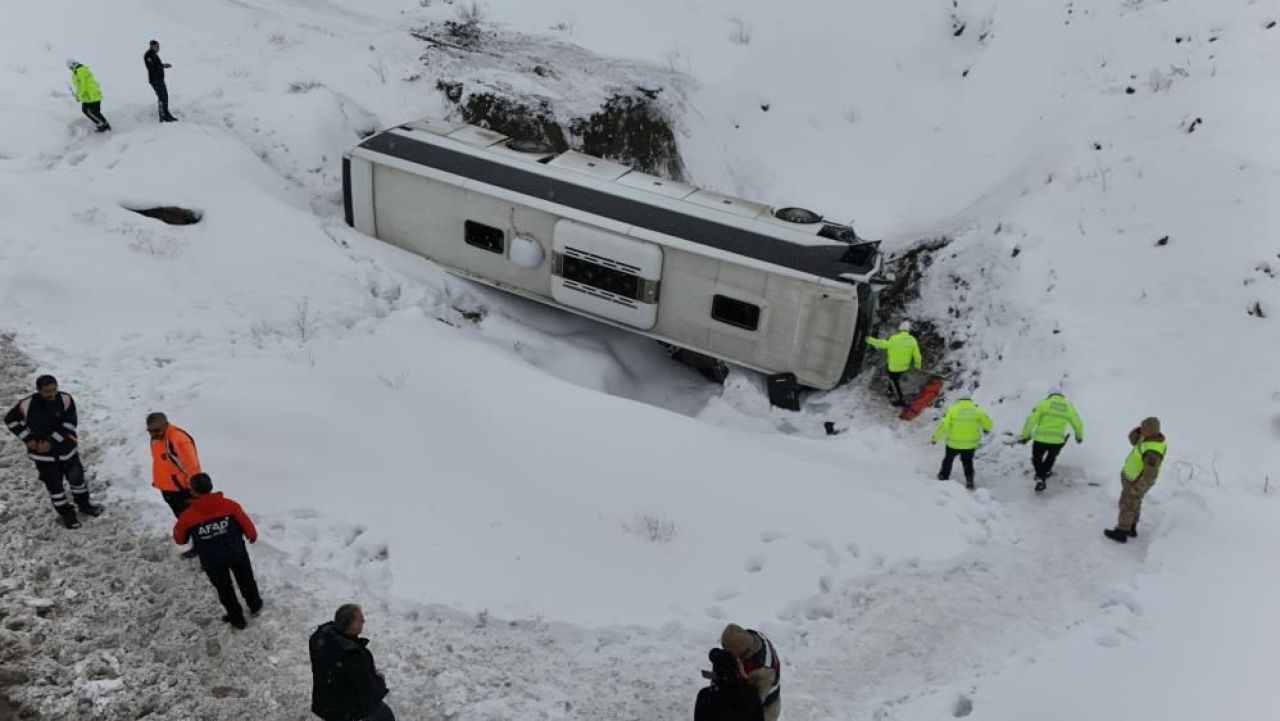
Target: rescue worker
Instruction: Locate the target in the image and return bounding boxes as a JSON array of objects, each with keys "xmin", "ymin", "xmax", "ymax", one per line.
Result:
[
  {"xmin": 310, "ymin": 604, "xmax": 396, "ymax": 721},
  {"xmin": 4, "ymin": 375, "xmax": 101, "ymax": 529},
  {"xmin": 143, "ymin": 40, "xmax": 177, "ymax": 122},
  {"xmin": 719, "ymin": 624, "xmax": 781, "ymax": 721},
  {"xmin": 66, "ymin": 60, "xmax": 110, "ymax": 132},
  {"xmin": 1018, "ymin": 388, "xmax": 1084, "ymax": 492},
  {"xmin": 865, "ymin": 321, "xmax": 922, "ymax": 406},
  {"xmin": 931, "ymin": 395, "xmax": 993, "ymax": 490},
  {"xmin": 695, "ymin": 647, "xmax": 765, "ymax": 721},
  {"xmin": 148, "ymin": 412, "xmax": 203, "ymax": 557},
  {"xmin": 1104, "ymin": 417, "xmax": 1166, "ymax": 543},
  {"xmin": 173, "ymin": 473, "xmax": 262, "ymax": 629}
]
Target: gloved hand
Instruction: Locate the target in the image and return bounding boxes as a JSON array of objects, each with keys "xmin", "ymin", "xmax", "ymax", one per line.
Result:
[
  {"xmin": 1018, "ymin": 437, "xmax": 1030, "ymax": 445},
  {"xmin": 1076, "ymin": 437, "xmax": 1083, "ymax": 444}
]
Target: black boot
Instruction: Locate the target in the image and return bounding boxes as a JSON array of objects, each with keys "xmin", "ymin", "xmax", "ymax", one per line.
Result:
[
  {"xmin": 965, "ymin": 479, "xmax": 975, "ymax": 490},
  {"xmin": 222, "ymin": 614, "xmax": 247, "ymax": 630},
  {"xmin": 58, "ymin": 509, "xmax": 81, "ymax": 529},
  {"xmin": 1034, "ymin": 479, "xmax": 1046, "ymax": 493},
  {"xmin": 1103, "ymin": 527, "xmax": 1129, "ymax": 543},
  {"xmin": 76, "ymin": 501, "xmax": 103, "ymax": 517}
]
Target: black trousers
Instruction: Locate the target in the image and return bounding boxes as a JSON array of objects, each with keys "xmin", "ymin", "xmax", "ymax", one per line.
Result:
[
  {"xmin": 203, "ymin": 552, "xmax": 262, "ymax": 623},
  {"xmin": 80, "ymin": 102, "xmax": 109, "ymax": 128},
  {"xmin": 887, "ymin": 371, "xmax": 906, "ymax": 403},
  {"xmin": 1030, "ymin": 441, "xmax": 1064, "ymax": 480},
  {"xmin": 34, "ymin": 455, "xmax": 90, "ymax": 512},
  {"xmin": 161, "ymin": 488, "xmax": 192, "ymax": 517},
  {"xmin": 938, "ymin": 447, "xmax": 975, "ymax": 482},
  {"xmin": 150, "ymin": 80, "xmax": 174, "ymax": 120}
]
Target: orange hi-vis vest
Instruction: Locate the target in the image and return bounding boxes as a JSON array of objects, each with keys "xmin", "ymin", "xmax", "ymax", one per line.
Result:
[{"xmin": 151, "ymin": 424, "xmax": 201, "ymax": 491}]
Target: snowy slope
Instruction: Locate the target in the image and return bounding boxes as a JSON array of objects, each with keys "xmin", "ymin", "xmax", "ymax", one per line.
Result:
[{"xmin": 1, "ymin": 0, "xmax": 1278, "ymax": 719}]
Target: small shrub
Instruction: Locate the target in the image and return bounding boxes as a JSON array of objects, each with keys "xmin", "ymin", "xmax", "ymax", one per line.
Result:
[
  {"xmin": 728, "ymin": 16, "xmax": 753, "ymax": 45},
  {"xmin": 293, "ymin": 299, "xmax": 318, "ymax": 343},
  {"xmin": 454, "ymin": 1, "xmax": 485, "ymax": 25},
  {"xmin": 624, "ymin": 513, "xmax": 676, "ymax": 543},
  {"xmin": 288, "ymin": 80, "xmax": 323, "ymax": 94}
]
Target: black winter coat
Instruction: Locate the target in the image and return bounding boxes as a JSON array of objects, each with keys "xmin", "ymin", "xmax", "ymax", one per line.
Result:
[
  {"xmin": 694, "ymin": 681, "xmax": 765, "ymax": 721},
  {"xmin": 309, "ymin": 622, "xmax": 389, "ymax": 721},
  {"xmin": 144, "ymin": 49, "xmax": 165, "ymax": 82}
]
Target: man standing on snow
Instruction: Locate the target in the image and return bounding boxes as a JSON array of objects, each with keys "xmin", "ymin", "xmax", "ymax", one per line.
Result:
[
  {"xmin": 143, "ymin": 40, "xmax": 177, "ymax": 122},
  {"xmin": 865, "ymin": 321, "xmax": 922, "ymax": 406},
  {"xmin": 931, "ymin": 395, "xmax": 993, "ymax": 490},
  {"xmin": 1104, "ymin": 417, "xmax": 1166, "ymax": 543},
  {"xmin": 148, "ymin": 412, "xmax": 204, "ymax": 557},
  {"xmin": 4, "ymin": 375, "xmax": 102, "ymax": 529},
  {"xmin": 66, "ymin": 59, "xmax": 110, "ymax": 132},
  {"xmin": 695, "ymin": 647, "xmax": 765, "ymax": 721},
  {"xmin": 173, "ymin": 473, "xmax": 263, "ymax": 629},
  {"xmin": 720, "ymin": 624, "xmax": 781, "ymax": 721},
  {"xmin": 1019, "ymin": 388, "xmax": 1084, "ymax": 492},
  {"xmin": 310, "ymin": 604, "xmax": 396, "ymax": 721}
]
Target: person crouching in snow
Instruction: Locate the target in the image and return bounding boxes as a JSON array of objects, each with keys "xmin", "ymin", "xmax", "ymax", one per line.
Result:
[
  {"xmin": 720, "ymin": 624, "xmax": 781, "ymax": 721},
  {"xmin": 172, "ymin": 473, "xmax": 263, "ymax": 629},
  {"xmin": 310, "ymin": 604, "xmax": 395, "ymax": 721},
  {"xmin": 696, "ymin": 647, "xmax": 764, "ymax": 721},
  {"xmin": 66, "ymin": 59, "xmax": 110, "ymax": 132}
]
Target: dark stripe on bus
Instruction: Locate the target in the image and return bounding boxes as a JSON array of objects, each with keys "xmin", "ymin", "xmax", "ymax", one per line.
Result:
[
  {"xmin": 341, "ymin": 157, "xmax": 353, "ymax": 227},
  {"xmin": 357, "ymin": 132, "xmax": 874, "ymax": 280}
]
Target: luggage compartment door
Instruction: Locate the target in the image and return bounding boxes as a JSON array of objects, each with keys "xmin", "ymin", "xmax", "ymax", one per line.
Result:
[{"xmin": 551, "ymin": 220, "xmax": 662, "ymax": 330}]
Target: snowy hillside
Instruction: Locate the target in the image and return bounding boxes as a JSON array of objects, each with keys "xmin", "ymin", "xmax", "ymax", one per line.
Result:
[{"xmin": 0, "ymin": 0, "xmax": 1277, "ymax": 720}]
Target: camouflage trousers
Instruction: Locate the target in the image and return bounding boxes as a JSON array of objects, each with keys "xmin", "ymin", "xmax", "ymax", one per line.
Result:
[{"xmin": 1117, "ymin": 473, "xmax": 1155, "ymax": 531}]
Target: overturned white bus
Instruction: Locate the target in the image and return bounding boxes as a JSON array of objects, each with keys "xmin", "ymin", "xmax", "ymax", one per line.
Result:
[{"xmin": 342, "ymin": 118, "xmax": 885, "ymax": 405}]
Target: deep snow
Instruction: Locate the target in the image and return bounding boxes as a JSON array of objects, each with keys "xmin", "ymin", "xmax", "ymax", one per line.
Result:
[{"xmin": 1, "ymin": 0, "xmax": 1277, "ymax": 719}]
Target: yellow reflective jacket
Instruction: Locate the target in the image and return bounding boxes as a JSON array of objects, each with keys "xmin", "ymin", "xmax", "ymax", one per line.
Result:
[
  {"xmin": 866, "ymin": 331, "xmax": 922, "ymax": 373},
  {"xmin": 931, "ymin": 398, "xmax": 993, "ymax": 450},
  {"xmin": 71, "ymin": 64, "xmax": 102, "ymax": 103},
  {"xmin": 1020, "ymin": 394, "xmax": 1084, "ymax": 444}
]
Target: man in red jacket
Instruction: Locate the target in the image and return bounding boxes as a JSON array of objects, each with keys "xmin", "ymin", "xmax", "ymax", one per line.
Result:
[{"xmin": 173, "ymin": 473, "xmax": 263, "ymax": 629}]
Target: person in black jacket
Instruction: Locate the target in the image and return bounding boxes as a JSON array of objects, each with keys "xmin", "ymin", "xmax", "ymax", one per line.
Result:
[
  {"xmin": 695, "ymin": 648, "xmax": 765, "ymax": 721},
  {"xmin": 143, "ymin": 40, "xmax": 177, "ymax": 122},
  {"xmin": 4, "ymin": 375, "xmax": 101, "ymax": 529},
  {"xmin": 310, "ymin": 604, "xmax": 395, "ymax": 721}
]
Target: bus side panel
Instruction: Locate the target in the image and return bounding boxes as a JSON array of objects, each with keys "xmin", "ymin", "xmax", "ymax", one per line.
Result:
[
  {"xmin": 348, "ymin": 156, "xmax": 377, "ymax": 236},
  {"xmin": 371, "ymin": 164, "xmax": 558, "ymax": 297}
]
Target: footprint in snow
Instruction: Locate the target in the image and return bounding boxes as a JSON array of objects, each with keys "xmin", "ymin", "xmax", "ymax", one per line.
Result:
[
  {"xmin": 713, "ymin": 587, "xmax": 741, "ymax": 602},
  {"xmin": 759, "ymin": 531, "xmax": 784, "ymax": 543},
  {"xmin": 745, "ymin": 556, "xmax": 764, "ymax": 573},
  {"xmin": 706, "ymin": 604, "xmax": 726, "ymax": 620},
  {"xmin": 1095, "ymin": 635, "xmax": 1121, "ymax": 648}
]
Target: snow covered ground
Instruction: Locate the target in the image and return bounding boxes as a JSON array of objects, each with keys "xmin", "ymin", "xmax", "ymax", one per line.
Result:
[{"xmin": 0, "ymin": 0, "xmax": 1277, "ymax": 719}]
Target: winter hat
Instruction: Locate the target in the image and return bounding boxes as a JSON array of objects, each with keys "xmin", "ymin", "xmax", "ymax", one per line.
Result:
[
  {"xmin": 1140, "ymin": 416, "xmax": 1161, "ymax": 435},
  {"xmin": 66, "ymin": 58, "xmax": 79, "ymax": 69},
  {"xmin": 898, "ymin": 320, "xmax": 912, "ymax": 332},
  {"xmin": 720, "ymin": 624, "xmax": 758, "ymax": 659}
]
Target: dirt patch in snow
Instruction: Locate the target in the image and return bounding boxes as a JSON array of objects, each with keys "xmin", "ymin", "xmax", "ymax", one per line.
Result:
[
  {"xmin": 123, "ymin": 206, "xmax": 203, "ymax": 226},
  {"xmin": 413, "ymin": 22, "xmax": 688, "ymax": 179}
]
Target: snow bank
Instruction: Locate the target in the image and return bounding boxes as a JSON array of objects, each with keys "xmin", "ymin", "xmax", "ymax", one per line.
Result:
[{"xmin": 0, "ymin": 123, "xmax": 982, "ymax": 626}]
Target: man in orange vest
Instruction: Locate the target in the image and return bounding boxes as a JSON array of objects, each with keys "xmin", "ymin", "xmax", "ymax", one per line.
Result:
[{"xmin": 148, "ymin": 412, "xmax": 202, "ymax": 557}]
